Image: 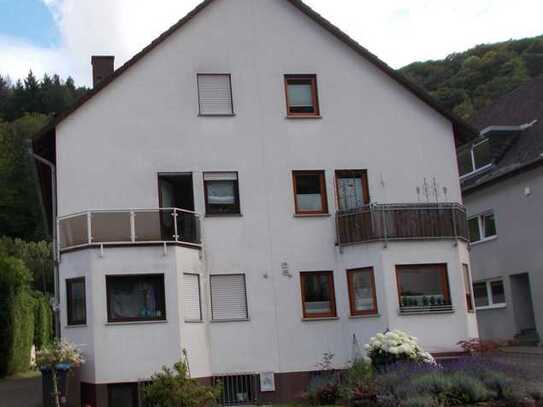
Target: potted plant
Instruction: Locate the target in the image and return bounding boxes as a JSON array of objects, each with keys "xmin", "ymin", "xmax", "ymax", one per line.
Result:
[{"xmin": 36, "ymin": 340, "xmax": 84, "ymax": 407}]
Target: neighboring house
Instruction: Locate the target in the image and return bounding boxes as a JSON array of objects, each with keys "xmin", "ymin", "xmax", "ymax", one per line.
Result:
[
  {"xmin": 32, "ymin": 0, "xmax": 478, "ymax": 405},
  {"xmin": 459, "ymin": 75, "xmax": 543, "ymax": 345}
]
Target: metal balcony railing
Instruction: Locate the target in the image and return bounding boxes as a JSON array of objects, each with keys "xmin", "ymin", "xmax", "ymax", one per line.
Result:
[
  {"xmin": 58, "ymin": 208, "xmax": 201, "ymax": 252},
  {"xmin": 336, "ymin": 203, "xmax": 469, "ymax": 247}
]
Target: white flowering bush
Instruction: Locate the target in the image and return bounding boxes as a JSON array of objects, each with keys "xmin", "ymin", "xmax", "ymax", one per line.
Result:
[
  {"xmin": 365, "ymin": 330, "xmax": 435, "ymax": 368},
  {"xmin": 36, "ymin": 339, "xmax": 84, "ymax": 369}
]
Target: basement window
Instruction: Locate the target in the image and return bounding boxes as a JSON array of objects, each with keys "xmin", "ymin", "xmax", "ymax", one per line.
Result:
[{"xmin": 106, "ymin": 274, "xmax": 166, "ymax": 323}]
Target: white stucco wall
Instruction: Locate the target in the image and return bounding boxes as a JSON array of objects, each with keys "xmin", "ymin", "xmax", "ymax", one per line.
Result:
[{"xmin": 57, "ymin": 0, "xmax": 471, "ymax": 384}]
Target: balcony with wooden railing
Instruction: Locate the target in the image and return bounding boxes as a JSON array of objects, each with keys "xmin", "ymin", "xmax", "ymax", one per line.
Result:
[
  {"xmin": 58, "ymin": 208, "xmax": 201, "ymax": 252},
  {"xmin": 335, "ymin": 203, "xmax": 468, "ymax": 247}
]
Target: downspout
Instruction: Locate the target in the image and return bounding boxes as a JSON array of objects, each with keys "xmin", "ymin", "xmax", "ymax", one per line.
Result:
[{"xmin": 28, "ymin": 143, "xmax": 60, "ymax": 339}]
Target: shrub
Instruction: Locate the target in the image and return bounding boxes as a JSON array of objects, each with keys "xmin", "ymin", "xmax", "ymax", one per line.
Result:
[
  {"xmin": 143, "ymin": 359, "xmax": 221, "ymax": 407},
  {"xmin": 366, "ymin": 330, "xmax": 435, "ymax": 369},
  {"xmin": 447, "ymin": 373, "xmax": 491, "ymax": 405},
  {"xmin": 400, "ymin": 395, "xmax": 439, "ymax": 407},
  {"xmin": 33, "ymin": 293, "xmax": 53, "ymax": 350},
  {"xmin": 0, "ymin": 256, "xmax": 35, "ymax": 377},
  {"xmin": 305, "ymin": 372, "xmax": 341, "ymax": 405},
  {"xmin": 340, "ymin": 358, "xmax": 376, "ymax": 405}
]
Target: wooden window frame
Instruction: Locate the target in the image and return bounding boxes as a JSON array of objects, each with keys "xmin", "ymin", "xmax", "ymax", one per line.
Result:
[
  {"xmin": 300, "ymin": 271, "xmax": 337, "ymax": 319},
  {"xmin": 395, "ymin": 263, "xmax": 451, "ymax": 310},
  {"xmin": 66, "ymin": 277, "xmax": 86, "ymax": 326},
  {"xmin": 335, "ymin": 170, "xmax": 370, "ymax": 210},
  {"xmin": 197, "ymin": 73, "xmax": 234, "ymax": 116},
  {"xmin": 203, "ymin": 171, "xmax": 241, "ymax": 216},
  {"xmin": 347, "ymin": 267, "xmax": 378, "ymax": 316},
  {"xmin": 292, "ymin": 170, "xmax": 329, "ymax": 215},
  {"xmin": 209, "ymin": 273, "xmax": 249, "ymax": 322},
  {"xmin": 284, "ymin": 74, "xmax": 320, "ymax": 117},
  {"xmin": 106, "ymin": 274, "xmax": 167, "ymax": 323}
]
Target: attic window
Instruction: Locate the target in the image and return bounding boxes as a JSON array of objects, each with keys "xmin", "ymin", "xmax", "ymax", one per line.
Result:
[
  {"xmin": 285, "ymin": 75, "xmax": 320, "ymax": 117},
  {"xmin": 197, "ymin": 74, "xmax": 234, "ymax": 116},
  {"xmin": 458, "ymin": 139, "xmax": 492, "ymax": 177}
]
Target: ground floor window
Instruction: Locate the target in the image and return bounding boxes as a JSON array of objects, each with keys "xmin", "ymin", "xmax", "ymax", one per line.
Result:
[
  {"xmin": 106, "ymin": 274, "xmax": 166, "ymax": 322},
  {"xmin": 300, "ymin": 271, "xmax": 337, "ymax": 318},
  {"xmin": 473, "ymin": 278, "xmax": 506, "ymax": 309},
  {"xmin": 463, "ymin": 264, "xmax": 474, "ymax": 312},
  {"xmin": 396, "ymin": 264, "xmax": 451, "ymax": 312},
  {"xmin": 347, "ymin": 267, "xmax": 378, "ymax": 316},
  {"xmin": 66, "ymin": 277, "xmax": 86, "ymax": 325},
  {"xmin": 210, "ymin": 274, "xmax": 248, "ymax": 321}
]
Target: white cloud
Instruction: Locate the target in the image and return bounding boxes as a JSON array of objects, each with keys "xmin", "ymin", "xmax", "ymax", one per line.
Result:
[{"xmin": 2, "ymin": 0, "xmax": 543, "ymax": 86}]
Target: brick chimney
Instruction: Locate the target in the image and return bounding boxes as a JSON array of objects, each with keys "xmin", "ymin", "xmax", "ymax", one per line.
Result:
[{"xmin": 91, "ymin": 56, "xmax": 115, "ymax": 88}]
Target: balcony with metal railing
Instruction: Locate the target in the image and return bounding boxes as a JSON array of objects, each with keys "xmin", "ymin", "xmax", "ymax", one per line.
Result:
[
  {"xmin": 335, "ymin": 203, "xmax": 469, "ymax": 247},
  {"xmin": 58, "ymin": 208, "xmax": 201, "ymax": 252}
]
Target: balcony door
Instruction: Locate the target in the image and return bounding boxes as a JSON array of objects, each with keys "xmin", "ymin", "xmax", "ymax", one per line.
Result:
[
  {"xmin": 335, "ymin": 170, "xmax": 370, "ymax": 211},
  {"xmin": 158, "ymin": 173, "xmax": 195, "ymax": 241}
]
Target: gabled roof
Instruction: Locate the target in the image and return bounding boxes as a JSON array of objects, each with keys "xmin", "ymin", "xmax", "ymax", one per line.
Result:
[
  {"xmin": 33, "ymin": 0, "xmax": 476, "ymax": 146},
  {"xmin": 461, "ymin": 75, "xmax": 543, "ymax": 194}
]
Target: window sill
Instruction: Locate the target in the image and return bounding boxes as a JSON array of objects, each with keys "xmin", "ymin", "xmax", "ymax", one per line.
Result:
[
  {"xmin": 302, "ymin": 316, "xmax": 339, "ymax": 321},
  {"xmin": 205, "ymin": 213, "xmax": 243, "ymax": 218},
  {"xmin": 184, "ymin": 320, "xmax": 204, "ymax": 324},
  {"xmin": 286, "ymin": 115, "xmax": 322, "ymax": 120},
  {"xmin": 399, "ymin": 308, "xmax": 455, "ymax": 316},
  {"xmin": 349, "ymin": 314, "xmax": 380, "ymax": 319},
  {"xmin": 65, "ymin": 324, "xmax": 87, "ymax": 329},
  {"xmin": 470, "ymin": 236, "xmax": 497, "ymax": 246},
  {"xmin": 210, "ymin": 318, "xmax": 250, "ymax": 323},
  {"xmin": 294, "ymin": 213, "xmax": 331, "ymax": 218},
  {"xmin": 476, "ymin": 304, "xmax": 507, "ymax": 311},
  {"xmin": 198, "ymin": 113, "xmax": 236, "ymax": 117},
  {"xmin": 106, "ymin": 320, "xmax": 168, "ymax": 326}
]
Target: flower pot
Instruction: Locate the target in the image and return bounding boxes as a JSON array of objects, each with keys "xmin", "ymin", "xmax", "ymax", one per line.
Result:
[{"xmin": 40, "ymin": 364, "xmax": 72, "ymax": 407}]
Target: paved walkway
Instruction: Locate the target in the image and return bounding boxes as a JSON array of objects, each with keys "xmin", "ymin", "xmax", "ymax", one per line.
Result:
[{"xmin": 0, "ymin": 376, "xmax": 41, "ymax": 407}]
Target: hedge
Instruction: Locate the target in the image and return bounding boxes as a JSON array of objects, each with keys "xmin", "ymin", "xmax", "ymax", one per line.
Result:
[
  {"xmin": 33, "ymin": 293, "xmax": 53, "ymax": 350},
  {"xmin": 0, "ymin": 256, "xmax": 52, "ymax": 378}
]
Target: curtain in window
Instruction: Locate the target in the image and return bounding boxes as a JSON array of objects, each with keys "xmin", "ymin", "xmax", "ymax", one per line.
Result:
[
  {"xmin": 338, "ymin": 177, "xmax": 364, "ymax": 210},
  {"xmin": 110, "ymin": 279, "xmax": 162, "ymax": 320}
]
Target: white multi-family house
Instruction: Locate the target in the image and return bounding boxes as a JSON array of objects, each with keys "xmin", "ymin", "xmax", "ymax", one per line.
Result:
[{"xmin": 32, "ymin": 0, "xmax": 479, "ymax": 405}]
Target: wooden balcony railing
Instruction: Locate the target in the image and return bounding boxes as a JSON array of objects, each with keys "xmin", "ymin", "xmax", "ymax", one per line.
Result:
[
  {"xmin": 58, "ymin": 208, "xmax": 201, "ymax": 252},
  {"xmin": 336, "ymin": 203, "xmax": 468, "ymax": 247}
]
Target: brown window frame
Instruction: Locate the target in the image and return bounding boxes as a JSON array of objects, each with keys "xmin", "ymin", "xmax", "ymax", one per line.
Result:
[
  {"xmin": 347, "ymin": 267, "xmax": 378, "ymax": 316},
  {"xmin": 335, "ymin": 170, "xmax": 370, "ymax": 210},
  {"xmin": 203, "ymin": 171, "xmax": 241, "ymax": 216},
  {"xmin": 106, "ymin": 274, "xmax": 167, "ymax": 323},
  {"xmin": 300, "ymin": 271, "xmax": 337, "ymax": 319},
  {"xmin": 292, "ymin": 170, "xmax": 329, "ymax": 215},
  {"xmin": 395, "ymin": 263, "xmax": 451, "ymax": 311},
  {"xmin": 284, "ymin": 74, "xmax": 320, "ymax": 117},
  {"xmin": 66, "ymin": 277, "xmax": 86, "ymax": 326}
]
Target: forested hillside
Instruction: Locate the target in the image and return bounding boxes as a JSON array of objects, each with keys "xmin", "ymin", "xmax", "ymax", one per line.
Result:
[
  {"xmin": 0, "ymin": 72, "xmax": 89, "ymax": 242},
  {"xmin": 400, "ymin": 35, "xmax": 543, "ymax": 120}
]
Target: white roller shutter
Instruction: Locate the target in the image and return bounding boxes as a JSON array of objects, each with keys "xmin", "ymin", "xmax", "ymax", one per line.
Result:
[
  {"xmin": 197, "ymin": 74, "xmax": 233, "ymax": 115},
  {"xmin": 210, "ymin": 274, "xmax": 248, "ymax": 321},
  {"xmin": 183, "ymin": 274, "xmax": 202, "ymax": 322}
]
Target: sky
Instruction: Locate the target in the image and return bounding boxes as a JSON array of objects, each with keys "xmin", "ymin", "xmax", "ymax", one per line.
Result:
[{"xmin": 1, "ymin": 0, "xmax": 543, "ymax": 86}]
